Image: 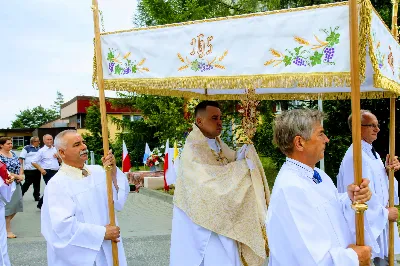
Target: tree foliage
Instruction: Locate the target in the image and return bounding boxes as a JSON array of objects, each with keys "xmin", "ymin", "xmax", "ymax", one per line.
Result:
[
  {"xmin": 80, "ymin": 102, "xmax": 107, "ymax": 164},
  {"xmin": 11, "ymin": 106, "xmax": 58, "ymax": 129},
  {"xmin": 51, "ymin": 91, "xmax": 65, "ymax": 115},
  {"xmin": 11, "ymin": 91, "xmax": 65, "ymax": 129}
]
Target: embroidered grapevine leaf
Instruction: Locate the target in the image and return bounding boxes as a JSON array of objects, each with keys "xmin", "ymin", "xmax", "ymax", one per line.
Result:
[
  {"xmin": 310, "ymin": 51, "xmax": 323, "ymax": 66},
  {"xmin": 106, "ymin": 48, "xmax": 149, "ymax": 75},
  {"xmin": 115, "ymin": 64, "xmax": 123, "ymax": 75},
  {"xmin": 107, "ymin": 50, "xmax": 114, "ymax": 61},
  {"xmin": 283, "ymin": 55, "xmax": 292, "ymax": 66},
  {"xmin": 191, "ymin": 60, "xmax": 200, "ymax": 71},
  {"xmin": 326, "ymin": 32, "xmax": 340, "ymax": 46}
]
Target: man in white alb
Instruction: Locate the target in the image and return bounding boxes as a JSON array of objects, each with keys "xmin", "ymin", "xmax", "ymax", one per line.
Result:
[
  {"xmin": 267, "ymin": 108, "xmax": 382, "ymax": 266},
  {"xmin": 170, "ymin": 101, "xmax": 270, "ymax": 266},
  {"xmin": 41, "ymin": 130, "xmax": 129, "ymax": 266},
  {"xmin": 338, "ymin": 110, "xmax": 400, "ymax": 265}
]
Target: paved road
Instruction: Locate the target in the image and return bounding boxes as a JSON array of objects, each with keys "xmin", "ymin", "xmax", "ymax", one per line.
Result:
[{"xmin": 7, "ymin": 182, "xmax": 173, "ymax": 266}]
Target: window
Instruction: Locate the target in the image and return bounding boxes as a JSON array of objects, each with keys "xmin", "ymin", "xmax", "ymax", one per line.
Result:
[
  {"xmin": 12, "ymin": 136, "xmax": 24, "ymax": 148},
  {"xmin": 123, "ymin": 115, "xmax": 143, "ymax": 121},
  {"xmin": 132, "ymin": 115, "xmax": 142, "ymax": 121}
]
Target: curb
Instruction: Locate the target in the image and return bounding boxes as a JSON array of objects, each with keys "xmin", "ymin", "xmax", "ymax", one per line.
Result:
[{"xmin": 138, "ymin": 187, "xmax": 174, "ymax": 204}]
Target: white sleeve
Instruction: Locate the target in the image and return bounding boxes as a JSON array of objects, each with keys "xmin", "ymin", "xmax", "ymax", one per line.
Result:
[
  {"xmin": 113, "ymin": 168, "xmax": 129, "ymax": 211},
  {"xmin": 31, "ymin": 149, "xmax": 42, "ymax": 165},
  {"xmin": 267, "ymin": 186, "xmax": 359, "ymax": 266},
  {"xmin": 41, "ymin": 180, "xmax": 106, "ymax": 264},
  {"xmin": 338, "ymin": 154, "xmax": 387, "ymax": 246},
  {"xmin": 0, "ymin": 180, "xmax": 16, "ymax": 203},
  {"xmin": 339, "ymin": 192, "xmax": 381, "ymax": 254},
  {"xmin": 19, "ymin": 148, "xmax": 27, "ymax": 159}
]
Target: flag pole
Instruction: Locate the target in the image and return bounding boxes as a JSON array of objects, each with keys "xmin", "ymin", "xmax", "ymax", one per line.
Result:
[
  {"xmin": 91, "ymin": 1, "xmax": 119, "ymax": 265},
  {"xmin": 349, "ymin": 0, "xmax": 367, "ymax": 245},
  {"xmin": 389, "ymin": 1, "xmax": 398, "ymax": 264}
]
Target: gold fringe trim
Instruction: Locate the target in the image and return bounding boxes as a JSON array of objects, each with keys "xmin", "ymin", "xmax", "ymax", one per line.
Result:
[
  {"xmin": 92, "ymin": 38, "xmax": 98, "ymax": 88},
  {"xmin": 103, "ymin": 79, "xmax": 396, "ymax": 100},
  {"xmin": 359, "ymin": 0, "xmax": 371, "ymax": 82},
  {"xmin": 104, "ymin": 73, "xmax": 351, "ymax": 89},
  {"xmin": 101, "ymin": 2, "xmax": 349, "ymax": 36},
  {"xmin": 365, "ymin": 0, "xmax": 400, "ymax": 96},
  {"xmin": 374, "ymin": 74, "xmax": 400, "ymax": 95}
]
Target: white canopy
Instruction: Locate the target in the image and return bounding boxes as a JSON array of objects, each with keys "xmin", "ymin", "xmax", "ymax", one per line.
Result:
[{"xmin": 94, "ymin": 0, "xmax": 400, "ymax": 100}]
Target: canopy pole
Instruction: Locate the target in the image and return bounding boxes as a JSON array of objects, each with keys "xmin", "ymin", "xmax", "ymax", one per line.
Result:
[
  {"xmin": 389, "ymin": 98, "xmax": 396, "ymax": 266},
  {"xmin": 318, "ymin": 94, "xmax": 325, "ymax": 171},
  {"xmin": 349, "ymin": 0, "xmax": 367, "ymax": 245},
  {"xmin": 91, "ymin": 1, "xmax": 119, "ymax": 265},
  {"xmin": 389, "ymin": 2, "xmax": 398, "ymax": 265}
]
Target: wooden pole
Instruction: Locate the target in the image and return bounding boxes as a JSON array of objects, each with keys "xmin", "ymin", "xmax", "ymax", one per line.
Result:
[
  {"xmin": 91, "ymin": 1, "xmax": 119, "ymax": 265},
  {"xmin": 389, "ymin": 2, "xmax": 398, "ymax": 265},
  {"xmin": 349, "ymin": 0, "xmax": 367, "ymax": 245},
  {"xmin": 389, "ymin": 98, "xmax": 396, "ymax": 266}
]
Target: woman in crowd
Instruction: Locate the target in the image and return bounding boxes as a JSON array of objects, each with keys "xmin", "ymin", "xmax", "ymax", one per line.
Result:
[{"xmin": 0, "ymin": 137, "xmax": 24, "ymax": 239}]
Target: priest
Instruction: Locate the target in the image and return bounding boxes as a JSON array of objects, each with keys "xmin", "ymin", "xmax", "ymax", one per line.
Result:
[
  {"xmin": 41, "ymin": 130, "xmax": 129, "ymax": 266},
  {"xmin": 170, "ymin": 101, "xmax": 270, "ymax": 266},
  {"xmin": 267, "ymin": 108, "xmax": 381, "ymax": 266},
  {"xmin": 337, "ymin": 110, "xmax": 400, "ymax": 265}
]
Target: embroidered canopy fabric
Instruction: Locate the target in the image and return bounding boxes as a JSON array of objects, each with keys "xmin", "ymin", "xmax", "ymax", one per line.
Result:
[{"xmin": 94, "ymin": 0, "xmax": 400, "ymax": 100}]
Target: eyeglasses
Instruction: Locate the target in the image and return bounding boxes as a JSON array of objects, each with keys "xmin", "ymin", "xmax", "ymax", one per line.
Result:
[{"xmin": 361, "ymin": 124, "xmax": 380, "ymax": 129}]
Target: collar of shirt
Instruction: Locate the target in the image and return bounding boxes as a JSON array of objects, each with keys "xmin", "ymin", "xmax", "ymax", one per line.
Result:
[
  {"xmin": 285, "ymin": 157, "xmax": 315, "ymax": 181},
  {"xmin": 361, "ymin": 140, "xmax": 376, "ymax": 160},
  {"xmin": 206, "ymin": 138, "xmax": 220, "ymax": 152},
  {"xmin": 42, "ymin": 145, "xmax": 55, "ymax": 150},
  {"xmin": 59, "ymin": 163, "xmax": 91, "ymax": 180}
]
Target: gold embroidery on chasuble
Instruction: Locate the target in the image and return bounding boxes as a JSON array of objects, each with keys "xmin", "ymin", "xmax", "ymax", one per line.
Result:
[{"xmin": 174, "ymin": 125, "xmax": 270, "ymax": 266}]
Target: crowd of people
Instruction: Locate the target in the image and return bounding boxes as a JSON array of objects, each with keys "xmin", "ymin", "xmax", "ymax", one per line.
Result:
[{"xmin": 0, "ymin": 100, "xmax": 398, "ymax": 266}]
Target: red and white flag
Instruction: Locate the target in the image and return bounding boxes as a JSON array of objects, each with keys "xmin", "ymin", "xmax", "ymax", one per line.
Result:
[
  {"xmin": 163, "ymin": 139, "xmax": 170, "ymax": 191},
  {"xmin": 122, "ymin": 140, "xmax": 131, "ymax": 173}
]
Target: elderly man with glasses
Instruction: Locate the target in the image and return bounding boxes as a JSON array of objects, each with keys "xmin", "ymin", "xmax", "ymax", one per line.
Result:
[
  {"xmin": 19, "ymin": 136, "xmax": 41, "ymax": 201},
  {"xmin": 337, "ymin": 109, "xmax": 400, "ymax": 265}
]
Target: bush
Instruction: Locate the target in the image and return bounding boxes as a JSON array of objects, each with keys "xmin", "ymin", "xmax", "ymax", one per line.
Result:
[{"xmin": 259, "ymin": 156, "xmax": 278, "ymax": 189}]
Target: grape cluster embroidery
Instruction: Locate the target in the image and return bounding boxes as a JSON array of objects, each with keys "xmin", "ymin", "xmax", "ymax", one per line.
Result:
[
  {"xmin": 106, "ymin": 48, "xmax": 149, "ymax": 75},
  {"xmin": 372, "ymin": 32, "xmax": 385, "ymax": 70},
  {"xmin": 265, "ymin": 26, "xmax": 340, "ymax": 67},
  {"xmin": 177, "ymin": 51, "xmax": 228, "ymax": 72}
]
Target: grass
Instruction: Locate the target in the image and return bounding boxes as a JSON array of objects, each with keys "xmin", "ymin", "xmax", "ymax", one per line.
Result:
[{"xmin": 156, "ymin": 185, "xmax": 175, "ymax": 196}]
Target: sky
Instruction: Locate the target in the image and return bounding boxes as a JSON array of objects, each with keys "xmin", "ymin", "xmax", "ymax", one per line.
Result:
[{"xmin": 0, "ymin": 0, "xmax": 138, "ymax": 128}]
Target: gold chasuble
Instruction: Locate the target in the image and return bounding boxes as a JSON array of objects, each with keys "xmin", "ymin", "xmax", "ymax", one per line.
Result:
[{"xmin": 174, "ymin": 125, "xmax": 270, "ymax": 266}]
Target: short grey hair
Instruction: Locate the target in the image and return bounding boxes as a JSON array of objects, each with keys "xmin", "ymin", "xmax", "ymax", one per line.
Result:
[
  {"xmin": 30, "ymin": 136, "xmax": 39, "ymax": 144},
  {"xmin": 54, "ymin": 130, "xmax": 77, "ymax": 151},
  {"xmin": 43, "ymin": 134, "xmax": 53, "ymax": 141},
  {"xmin": 347, "ymin": 109, "xmax": 372, "ymax": 131},
  {"xmin": 273, "ymin": 109, "xmax": 325, "ymax": 155}
]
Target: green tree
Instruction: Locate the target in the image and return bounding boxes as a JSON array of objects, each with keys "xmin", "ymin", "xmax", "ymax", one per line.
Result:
[
  {"xmin": 51, "ymin": 91, "xmax": 65, "ymax": 115},
  {"xmin": 112, "ymin": 93, "xmax": 191, "ymax": 144},
  {"xmin": 11, "ymin": 106, "xmax": 58, "ymax": 128},
  {"xmin": 81, "ymin": 102, "xmax": 107, "ymax": 164}
]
